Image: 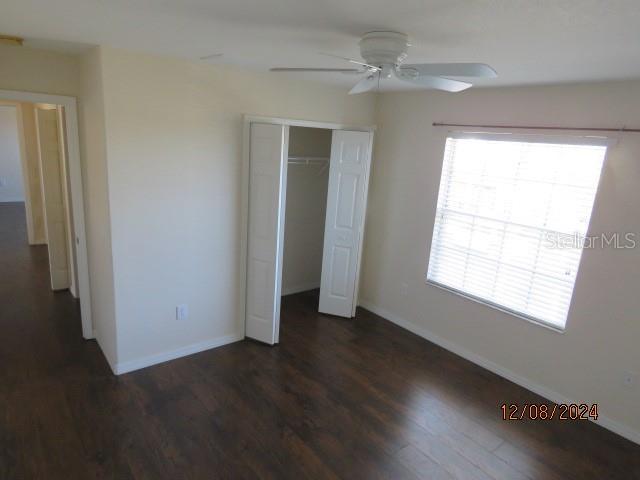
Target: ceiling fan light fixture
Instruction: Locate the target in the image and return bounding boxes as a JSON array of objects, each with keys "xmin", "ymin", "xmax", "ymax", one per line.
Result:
[{"xmin": 358, "ymin": 31, "xmax": 409, "ymax": 67}]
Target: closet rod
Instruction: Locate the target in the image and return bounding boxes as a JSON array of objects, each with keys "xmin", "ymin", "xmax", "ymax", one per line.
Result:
[
  {"xmin": 288, "ymin": 156, "xmax": 329, "ymax": 161},
  {"xmin": 432, "ymin": 122, "xmax": 640, "ymax": 134}
]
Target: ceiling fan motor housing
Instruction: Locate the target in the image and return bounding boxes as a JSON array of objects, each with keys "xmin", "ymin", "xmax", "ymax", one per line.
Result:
[{"xmin": 359, "ymin": 31, "xmax": 409, "ymax": 67}]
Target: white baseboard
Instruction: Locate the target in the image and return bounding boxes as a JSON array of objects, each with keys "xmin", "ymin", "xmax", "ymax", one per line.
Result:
[
  {"xmin": 114, "ymin": 333, "xmax": 243, "ymax": 375},
  {"xmin": 358, "ymin": 299, "xmax": 640, "ymax": 446},
  {"xmin": 282, "ymin": 282, "xmax": 320, "ymax": 296}
]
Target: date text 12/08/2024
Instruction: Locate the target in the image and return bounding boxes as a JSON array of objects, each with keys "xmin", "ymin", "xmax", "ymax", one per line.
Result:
[{"xmin": 501, "ymin": 403, "xmax": 599, "ymax": 421}]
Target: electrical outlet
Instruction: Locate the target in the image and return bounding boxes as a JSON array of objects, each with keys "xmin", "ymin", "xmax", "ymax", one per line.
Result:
[
  {"xmin": 400, "ymin": 282, "xmax": 409, "ymax": 296},
  {"xmin": 623, "ymin": 371, "xmax": 637, "ymax": 388},
  {"xmin": 176, "ymin": 304, "xmax": 189, "ymax": 321}
]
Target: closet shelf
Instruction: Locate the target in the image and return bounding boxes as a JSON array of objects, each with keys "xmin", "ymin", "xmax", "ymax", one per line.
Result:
[{"xmin": 288, "ymin": 156, "xmax": 329, "ymax": 165}]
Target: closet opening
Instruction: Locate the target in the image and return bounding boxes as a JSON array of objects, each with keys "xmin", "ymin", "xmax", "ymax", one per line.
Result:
[
  {"xmin": 243, "ymin": 116, "xmax": 374, "ymax": 345},
  {"xmin": 281, "ymin": 127, "xmax": 331, "ymax": 302}
]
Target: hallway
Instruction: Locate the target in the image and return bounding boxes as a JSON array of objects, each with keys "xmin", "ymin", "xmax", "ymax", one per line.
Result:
[
  {"xmin": 0, "ymin": 201, "xmax": 105, "ymax": 374},
  {"xmin": 0, "ymin": 203, "xmax": 108, "ymax": 383},
  {"xmin": 0, "ymin": 202, "xmax": 111, "ymax": 478}
]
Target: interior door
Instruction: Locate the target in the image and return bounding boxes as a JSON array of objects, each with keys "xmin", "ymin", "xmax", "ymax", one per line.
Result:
[
  {"xmin": 319, "ymin": 130, "xmax": 373, "ymax": 317},
  {"xmin": 245, "ymin": 123, "xmax": 288, "ymax": 344},
  {"xmin": 56, "ymin": 106, "xmax": 78, "ymax": 298},
  {"xmin": 36, "ymin": 107, "xmax": 71, "ymax": 291}
]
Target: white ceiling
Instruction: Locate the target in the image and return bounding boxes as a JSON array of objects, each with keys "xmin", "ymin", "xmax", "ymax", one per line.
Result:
[{"xmin": 2, "ymin": 0, "xmax": 640, "ymax": 89}]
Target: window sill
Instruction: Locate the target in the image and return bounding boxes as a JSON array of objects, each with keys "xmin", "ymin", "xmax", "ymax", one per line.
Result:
[{"xmin": 425, "ymin": 279, "xmax": 566, "ymax": 334}]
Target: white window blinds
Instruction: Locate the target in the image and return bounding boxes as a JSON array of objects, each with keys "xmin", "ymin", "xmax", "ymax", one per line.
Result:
[{"xmin": 427, "ymin": 134, "xmax": 607, "ymax": 330}]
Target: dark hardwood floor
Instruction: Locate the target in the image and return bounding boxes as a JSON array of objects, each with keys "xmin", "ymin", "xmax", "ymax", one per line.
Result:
[{"xmin": 1, "ymin": 202, "xmax": 639, "ymax": 479}]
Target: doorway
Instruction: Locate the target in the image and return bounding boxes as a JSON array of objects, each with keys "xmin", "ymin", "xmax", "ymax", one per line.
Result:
[
  {"xmin": 242, "ymin": 116, "xmax": 374, "ymax": 345},
  {"xmin": 281, "ymin": 127, "xmax": 331, "ymax": 297},
  {"xmin": 1, "ymin": 101, "xmax": 76, "ymax": 297},
  {"xmin": 0, "ymin": 89, "xmax": 92, "ymax": 339}
]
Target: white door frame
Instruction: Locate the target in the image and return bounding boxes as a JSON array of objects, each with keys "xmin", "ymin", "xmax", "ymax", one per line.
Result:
[
  {"xmin": 240, "ymin": 115, "xmax": 375, "ymax": 337},
  {"xmin": 0, "ymin": 89, "xmax": 93, "ymax": 339}
]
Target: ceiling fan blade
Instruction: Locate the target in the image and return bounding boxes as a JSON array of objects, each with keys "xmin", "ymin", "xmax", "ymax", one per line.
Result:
[
  {"xmin": 270, "ymin": 67, "xmax": 362, "ymax": 73},
  {"xmin": 400, "ymin": 63, "xmax": 497, "ymax": 78},
  {"xmin": 396, "ymin": 71, "xmax": 472, "ymax": 92},
  {"xmin": 349, "ymin": 74, "xmax": 379, "ymax": 95},
  {"xmin": 319, "ymin": 53, "xmax": 380, "ymax": 72}
]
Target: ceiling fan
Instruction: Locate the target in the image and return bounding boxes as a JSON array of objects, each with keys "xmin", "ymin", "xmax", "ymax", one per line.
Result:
[{"xmin": 271, "ymin": 31, "xmax": 497, "ymax": 94}]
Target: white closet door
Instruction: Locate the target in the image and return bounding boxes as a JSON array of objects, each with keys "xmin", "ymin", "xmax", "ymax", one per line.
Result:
[
  {"xmin": 36, "ymin": 107, "xmax": 71, "ymax": 291},
  {"xmin": 319, "ymin": 130, "xmax": 373, "ymax": 317},
  {"xmin": 246, "ymin": 123, "xmax": 288, "ymax": 344}
]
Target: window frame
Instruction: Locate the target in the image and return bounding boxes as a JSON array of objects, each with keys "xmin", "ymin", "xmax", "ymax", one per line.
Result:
[{"xmin": 425, "ymin": 131, "xmax": 611, "ymax": 332}]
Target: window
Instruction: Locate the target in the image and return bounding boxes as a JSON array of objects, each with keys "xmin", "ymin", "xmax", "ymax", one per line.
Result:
[{"xmin": 426, "ymin": 133, "xmax": 607, "ymax": 330}]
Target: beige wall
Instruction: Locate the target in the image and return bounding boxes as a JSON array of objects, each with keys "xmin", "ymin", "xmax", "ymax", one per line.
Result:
[
  {"xmin": 288, "ymin": 126, "xmax": 332, "ymax": 158},
  {"xmin": 97, "ymin": 47, "xmax": 376, "ymax": 369},
  {"xmin": 0, "ymin": 45, "xmax": 79, "ymax": 97},
  {"xmin": 0, "ymin": 105, "xmax": 25, "ymax": 202},
  {"xmin": 282, "ymin": 127, "xmax": 331, "ymax": 294},
  {"xmin": 78, "ymin": 47, "xmax": 118, "ymax": 367},
  {"xmin": 361, "ymin": 81, "xmax": 640, "ymax": 441}
]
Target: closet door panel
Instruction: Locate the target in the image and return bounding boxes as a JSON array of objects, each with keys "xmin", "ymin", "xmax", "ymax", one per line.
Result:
[
  {"xmin": 36, "ymin": 107, "xmax": 71, "ymax": 291},
  {"xmin": 246, "ymin": 123, "xmax": 287, "ymax": 344},
  {"xmin": 319, "ymin": 130, "xmax": 373, "ymax": 317}
]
